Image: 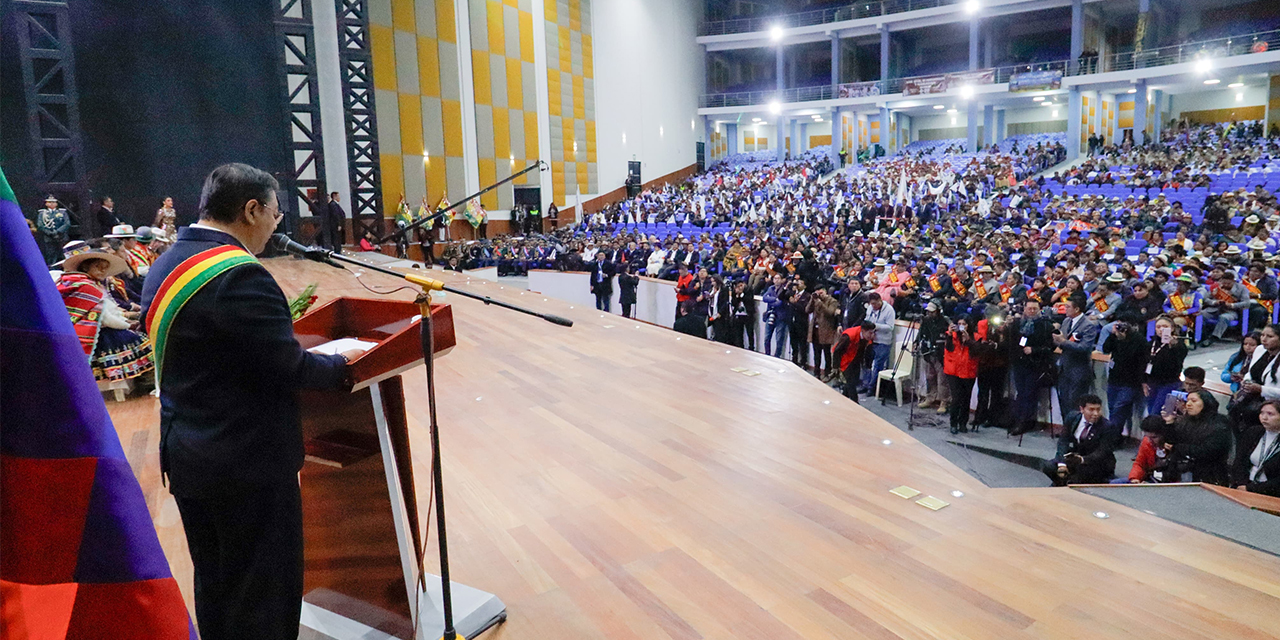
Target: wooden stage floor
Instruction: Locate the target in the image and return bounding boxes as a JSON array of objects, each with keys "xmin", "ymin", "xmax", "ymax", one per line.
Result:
[{"xmin": 111, "ymin": 257, "xmax": 1280, "ymax": 639}]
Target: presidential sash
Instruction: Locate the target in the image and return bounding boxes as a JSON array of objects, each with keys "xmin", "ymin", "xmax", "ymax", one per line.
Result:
[{"xmin": 145, "ymin": 246, "xmax": 258, "ymax": 385}]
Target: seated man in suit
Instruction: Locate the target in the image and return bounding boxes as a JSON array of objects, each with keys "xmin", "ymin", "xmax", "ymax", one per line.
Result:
[{"xmin": 1041, "ymin": 394, "xmax": 1121, "ymax": 486}]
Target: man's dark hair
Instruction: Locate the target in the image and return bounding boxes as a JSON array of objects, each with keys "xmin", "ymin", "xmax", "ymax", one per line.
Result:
[
  {"xmin": 866, "ymin": 292, "xmax": 881, "ymax": 302},
  {"xmin": 1077, "ymin": 393, "xmax": 1103, "ymax": 408},
  {"xmin": 1183, "ymin": 366, "xmax": 1205, "ymax": 383},
  {"xmin": 1065, "ymin": 297, "xmax": 1084, "ymax": 312},
  {"xmin": 330, "ymin": 191, "xmax": 339, "ymax": 198},
  {"xmin": 198, "ymin": 163, "xmax": 279, "ymax": 224},
  {"xmin": 860, "ymin": 320, "xmax": 876, "ymax": 331}
]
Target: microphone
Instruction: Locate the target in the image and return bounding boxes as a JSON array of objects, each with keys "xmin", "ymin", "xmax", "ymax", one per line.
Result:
[{"xmin": 270, "ymin": 233, "xmax": 343, "ymax": 269}]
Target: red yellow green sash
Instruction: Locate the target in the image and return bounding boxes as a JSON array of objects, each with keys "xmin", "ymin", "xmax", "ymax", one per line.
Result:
[{"xmin": 145, "ymin": 245, "xmax": 258, "ymax": 385}]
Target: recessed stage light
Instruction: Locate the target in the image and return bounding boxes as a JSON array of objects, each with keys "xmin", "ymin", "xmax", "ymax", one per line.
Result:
[
  {"xmin": 677, "ymin": 337, "xmax": 682, "ymax": 340},
  {"xmin": 1203, "ymin": 78, "xmax": 1220, "ymax": 85},
  {"xmin": 543, "ymin": 298, "xmax": 547, "ymax": 301},
  {"xmin": 951, "ymin": 490, "xmax": 965, "ymax": 498},
  {"xmin": 475, "ymin": 396, "xmax": 483, "ymax": 401},
  {"xmin": 882, "ymin": 439, "xmax": 893, "ymax": 445},
  {"xmin": 569, "ymin": 306, "xmax": 574, "ymax": 309},
  {"xmin": 1228, "ymin": 82, "xmax": 1244, "ymax": 88},
  {"xmin": 1093, "ymin": 511, "xmax": 1110, "ymax": 519},
  {"xmin": 725, "ymin": 350, "xmax": 731, "ymax": 354},
  {"xmin": 823, "ymin": 400, "xmax": 831, "ymax": 405},
  {"xmin": 600, "ymin": 314, "xmax": 605, "ymax": 318},
  {"xmin": 777, "ymin": 369, "xmax": 785, "ymax": 373}
]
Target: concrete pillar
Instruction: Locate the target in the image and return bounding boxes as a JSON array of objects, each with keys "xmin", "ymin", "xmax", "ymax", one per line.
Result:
[
  {"xmin": 879, "ymin": 106, "xmax": 890, "ymax": 155},
  {"xmin": 967, "ymin": 101, "xmax": 979, "ymax": 152},
  {"xmin": 851, "ymin": 115, "xmax": 861, "ymax": 166},
  {"xmin": 1150, "ymin": 89, "xmax": 1163, "ymax": 141},
  {"xmin": 880, "ymin": 25, "xmax": 890, "ymax": 80},
  {"xmin": 1070, "ymin": 0, "xmax": 1083, "ymax": 73},
  {"xmin": 969, "ymin": 17, "xmax": 980, "ymax": 71},
  {"xmin": 1067, "ymin": 87, "xmax": 1083, "ymax": 158},
  {"xmin": 776, "ymin": 116, "xmax": 786, "ymax": 161},
  {"xmin": 1133, "ymin": 81, "xmax": 1148, "ymax": 145},
  {"xmin": 800, "ymin": 122, "xmax": 809, "ymax": 153},
  {"xmin": 995, "ymin": 107, "xmax": 1007, "ymax": 144},
  {"xmin": 776, "ymin": 45, "xmax": 785, "ymax": 93},
  {"xmin": 726, "ymin": 123, "xmax": 738, "ymax": 157},
  {"xmin": 982, "ymin": 21, "xmax": 993, "ymax": 68},
  {"xmin": 831, "ymin": 34, "xmax": 841, "ymax": 88},
  {"xmin": 983, "ymin": 104, "xmax": 995, "ymax": 147},
  {"xmin": 831, "ymin": 108, "xmax": 843, "ymax": 166},
  {"xmin": 790, "ymin": 118, "xmax": 800, "ymax": 158}
]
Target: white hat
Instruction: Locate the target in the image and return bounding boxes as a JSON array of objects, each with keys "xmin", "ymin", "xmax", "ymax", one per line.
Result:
[
  {"xmin": 1248, "ymin": 239, "xmax": 1267, "ymax": 250},
  {"xmin": 62, "ymin": 248, "xmax": 128, "ymax": 277},
  {"xmin": 103, "ymin": 224, "xmax": 137, "ymax": 239}
]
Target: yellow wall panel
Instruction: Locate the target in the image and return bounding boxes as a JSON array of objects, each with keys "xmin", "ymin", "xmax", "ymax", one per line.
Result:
[
  {"xmin": 398, "ymin": 94, "xmax": 424, "ymax": 156},
  {"xmin": 472, "ymin": 50, "xmax": 491, "ymax": 105},
  {"xmin": 477, "ymin": 159, "xmax": 498, "ymax": 208},
  {"xmin": 1118, "ymin": 116, "xmax": 1134, "ymax": 128},
  {"xmin": 544, "ymin": 0, "xmax": 555, "ymax": 21},
  {"xmin": 442, "ymin": 99, "xmax": 464, "ymax": 156},
  {"xmin": 370, "ymin": 25, "xmax": 397, "ymax": 91},
  {"xmin": 380, "ymin": 154, "xmax": 405, "ymax": 213},
  {"xmin": 426, "ymin": 156, "xmax": 447, "ymax": 200},
  {"xmin": 487, "ymin": 0, "xmax": 505, "ymax": 55},
  {"xmin": 506, "ymin": 58, "xmax": 523, "ymax": 110},
  {"xmin": 391, "ymin": 0, "xmax": 416, "ymax": 31},
  {"xmin": 436, "ymin": 0, "xmax": 456, "ymax": 43},
  {"xmin": 519, "ymin": 11, "xmax": 535, "ymax": 63},
  {"xmin": 524, "ymin": 111, "xmax": 539, "ymax": 160},
  {"xmin": 418, "ymin": 37, "xmax": 440, "ymax": 97},
  {"xmin": 559, "ymin": 27, "xmax": 571, "ymax": 72},
  {"xmin": 504, "ymin": 0, "xmax": 517, "ymax": 6},
  {"xmin": 492, "ymin": 106, "xmax": 511, "ymax": 160}
]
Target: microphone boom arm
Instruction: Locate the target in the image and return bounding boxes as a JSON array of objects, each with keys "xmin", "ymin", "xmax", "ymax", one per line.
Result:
[{"xmin": 376, "ymin": 160, "xmax": 546, "ymax": 245}]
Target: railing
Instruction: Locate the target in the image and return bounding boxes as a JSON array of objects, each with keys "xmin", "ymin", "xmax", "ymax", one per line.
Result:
[
  {"xmin": 699, "ymin": 27, "xmax": 1280, "ymax": 109},
  {"xmin": 699, "ymin": 0, "xmax": 957, "ymax": 37}
]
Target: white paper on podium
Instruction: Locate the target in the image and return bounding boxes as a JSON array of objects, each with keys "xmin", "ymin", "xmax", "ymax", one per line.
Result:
[{"xmin": 308, "ymin": 338, "xmax": 378, "ymax": 355}]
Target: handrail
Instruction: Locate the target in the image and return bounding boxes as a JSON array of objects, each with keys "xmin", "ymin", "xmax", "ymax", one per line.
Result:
[
  {"xmin": 699, "ymin": 27, "xmax": 1280, "ymax": 109},
  {"xmin": 700, "ymin": 0, "xmax": 958, "ymax": 37}
]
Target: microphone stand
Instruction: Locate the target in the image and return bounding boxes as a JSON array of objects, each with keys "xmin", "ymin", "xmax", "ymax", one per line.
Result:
[
  {"xmin": 376, "ymin": 161, "xmax": 546, "ymax": 247},
  {"xmin": 316, "ymin": 248, "xmax": 569, "ymax": 640}
]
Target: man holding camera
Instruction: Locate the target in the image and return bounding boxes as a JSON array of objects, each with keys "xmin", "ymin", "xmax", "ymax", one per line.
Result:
[
  {"xmin": 915, "ymin": 301, "xmax": 950, "ymax": 413},
  {"xmin": 1101, "ymin": 319, "xmax": 1149, "ymax": 435},
  {"xmin": 1055, "ymin": 298, "xmax": 1100, "ymax": 420},
  {"xmin": 1010, "ymin": 299, "xmax": 1057, "ymax": 435},
  {"xmin": 1041, "ymin": 394, "xmax": 1121, "ymax": 485}
]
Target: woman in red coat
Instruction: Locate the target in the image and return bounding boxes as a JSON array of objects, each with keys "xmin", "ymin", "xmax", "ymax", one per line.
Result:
[{"xmin": 944, "ymin": 314, "xmax": 979, "ymax": 434}]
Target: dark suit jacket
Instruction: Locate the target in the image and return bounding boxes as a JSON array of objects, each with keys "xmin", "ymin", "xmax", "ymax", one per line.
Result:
[
  {"xmin": 1054, "ymin": 414, "xmax": 1121, "ymax": 483},
  {"xmin": 141, "ymin": 226, "xmax": 349, "ymax": 497},
  {"xmin": 1230, "ymin": 425, "xmax": 1280, "ymax": 497},
  {"xmin": 326, "ymin": 200, "xmax": 346, "ymax": 224},
  {"xmin": 96, "ymin": 206, "xmax": 120, "ymax": 233},
  {"xmin": 589, "ymin": 261, "xmax": 613, "ymax": 295}
]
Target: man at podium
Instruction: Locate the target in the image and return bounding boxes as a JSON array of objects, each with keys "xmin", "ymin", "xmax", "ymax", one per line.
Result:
[{"xmin": 142, "ymin": 163, "xmax": 363, "ymax": 640}]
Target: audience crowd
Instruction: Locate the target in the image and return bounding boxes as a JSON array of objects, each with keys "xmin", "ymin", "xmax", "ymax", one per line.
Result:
[{"xmin": 28, "ymin": 119, "xmax": 1280, "ymax": 495}]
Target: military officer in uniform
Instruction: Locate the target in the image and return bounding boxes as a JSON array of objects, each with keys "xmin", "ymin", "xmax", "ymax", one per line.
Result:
[{"xmin": 36, "ymin": 195, "xmax": 70, "ymax": 265}]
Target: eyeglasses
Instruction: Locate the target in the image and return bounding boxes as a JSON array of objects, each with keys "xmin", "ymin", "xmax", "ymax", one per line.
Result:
[{"xmin": 260, "ymin": 202, "xmax": 282, "ymax": 221}]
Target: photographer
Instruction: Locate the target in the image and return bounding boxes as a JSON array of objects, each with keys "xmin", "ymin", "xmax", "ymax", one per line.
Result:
[
  {"xmin": 944, "ymin": 314, "xmax": 978, "ymax": 434},
  {"xmin": 1102, "ymin": 319, "xmax": 1149, "ymax": 435},
  {"xmin": 832, "ymin": 321, "xmax": 876, "ymax": 403},
  {"xmin": 972, "ymin": 307, "xmax": 1011, "ymax": 429},
  {"xmin": 762, "ymin": 274, "xmax": 792, "ymax": 358},
  {"xmin": 1010, "ymin": 299, "xmax": 1057, "ymax": 435},
  {"xmin": 728, "ymin": 280, "xmax": 757, "ymax": 350},
  {"xmin": 808, "ymin": 286, "xmax": 840, "ymax": 379},
  {"xmin": 1144, "ymin": 315, "xmax": 1189, "ymax": 416},
  {"xmin": 916, "ymin": 301, "xmax": 950, "ymax": 413},
  {"xmin": 1041, "ymin": 394, "xmax": 1120, "ymax": 486},
  {"xmin": 1161, "ymin": 390, "xmax": 1231, "ymax": 485}
]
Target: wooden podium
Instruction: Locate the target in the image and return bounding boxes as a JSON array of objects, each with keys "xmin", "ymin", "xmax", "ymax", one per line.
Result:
[{"xmin": 290, "ymin": 297, "xmax": 504, "ymax": 639}]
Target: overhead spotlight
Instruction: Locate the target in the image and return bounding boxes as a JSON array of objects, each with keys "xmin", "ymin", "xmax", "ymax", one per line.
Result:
[
  {"xmin": 959, "ymin": 85, "xmax": 975, "ymax": 99},
  {"xmin": 1228, "ymin": 82, "xmax": 1244, "ymax": 88},
  {"xmin": 769, "ymin": 100, "xmax": 781, "ymax": 114},
  {"xmin": 1203, "ymin": 78, "xmax": 1220, "ymax": 85},
  {"xmin": 770, "ymin": 25, "xmax": 784, "ymax": 42},
  {"xmin": 933, "ymin": 104, "xmax": 945, "ymax": 109},
  {"xmin": 1194, "ymin": 57, "xmax": 1212, "ymax": 74},
  {"xmin": 1033, "ymin": 96, "xmax": 1045, "ymax": 102},
  {"xmin": 964, "ymin": 0, "xmax": 980, "ymax": 13}
]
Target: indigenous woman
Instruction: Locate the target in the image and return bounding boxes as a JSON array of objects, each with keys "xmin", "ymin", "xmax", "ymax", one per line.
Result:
[{"xmin": 55, "ymin": 244, "xmax": 154, "ymax": 383}]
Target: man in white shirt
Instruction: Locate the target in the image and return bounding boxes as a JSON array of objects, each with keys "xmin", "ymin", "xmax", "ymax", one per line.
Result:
[{"xmin": 860, "ymin": 292, "xmax": 896, "ymax": 394}]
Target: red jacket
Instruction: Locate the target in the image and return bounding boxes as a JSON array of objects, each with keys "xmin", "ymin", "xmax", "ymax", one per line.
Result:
[
  {"xmin": 1129, "ymin": 436, "xmax": 1159, "ymax": 482},
  {"xmin": 943, "ymin": 329, "xmax": 978, "ymax": 379}
]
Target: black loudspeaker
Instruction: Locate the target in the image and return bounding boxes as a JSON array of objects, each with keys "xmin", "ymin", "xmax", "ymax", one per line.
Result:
[{"xmin": 696, "ymin": 142, "xmax": 705, "ymax": 172}]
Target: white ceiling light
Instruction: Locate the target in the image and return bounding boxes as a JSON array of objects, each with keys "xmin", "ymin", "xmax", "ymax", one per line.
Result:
[
  {"xmin": 964, "ymin": 0, "xmax": 980, "ymax": 13},
  {"xmin": 811, "ymin": 114, "xmax": 821, "ymax": 119},
  {"xmin": 933, "ymin": 104, "xmax": 945, "ymax": 109},
  {"xmin": 947, "ymin": 108, "xmax": 957, "ymax": 114},
  {"xmin": 770, "ymin": 25, "xmax": 784, "ymax": 42},
  {"xmin": 769, "ymin": 100, "xmax": 781, "ymax": 114},
  {"xmin": 1052, "ymin": 109, "xmax": 1059, "ymax": 117},
  {"xmin": 1127, "ymin": 88, "xmax": 1137, "ymax": 94},
  {"xmin": 959, "ymin": 85, "xmax": 975, "ymax": 100},
  {"xmin": 950, "ymin": 117, "xmax": 957, "ymax": 125},
  {"xmin": 1228, "ymin": 82, "xmax": 1244, "ymax": 88},
  {"xmin": 1033, "ymin": 96, "xmax": 1045, "ymax": 102},
  {"xmin": 752, "ymin": 117, "xmax": 762, "ymax": 122},
  {"xmin": 1204, "ymin": 78, "xmax": 1220, "ymax": 85},
  {"xmin": 1194, "ymin": 58, "xmax": 1212, "ymax": 74},
  {"xmin": 1237, "ymin": 92, "xmax": 1245, "ymax": 102}
]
